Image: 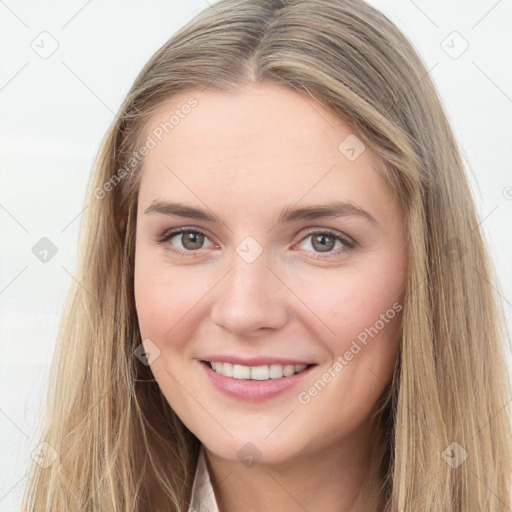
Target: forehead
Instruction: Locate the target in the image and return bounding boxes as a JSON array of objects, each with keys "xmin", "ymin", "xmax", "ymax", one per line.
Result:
[
  {"xmin": 142, "ymin": 83, "xmax": 356, "ymax": 165},
  {"xmin": 136, "ymin": 84, "xmax": 398, "ymax": 224}
]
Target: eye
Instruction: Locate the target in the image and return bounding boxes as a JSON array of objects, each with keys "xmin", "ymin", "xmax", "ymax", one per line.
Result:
[
  {"xmin": 156, "ymin": 226, "xmax": 357, "ymax": 259},
  {"xmin": 295, "ymin": 228, "xmax": 356, "ymax": 259},
  {"xmin": 157, "ymin": 227, "xmax": 215, "ymax": 257}
]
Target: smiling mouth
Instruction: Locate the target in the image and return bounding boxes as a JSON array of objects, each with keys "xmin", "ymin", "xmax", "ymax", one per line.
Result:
[{"xmin": 201, "ymin": 360, "xmax": 315, "ymax": 380}]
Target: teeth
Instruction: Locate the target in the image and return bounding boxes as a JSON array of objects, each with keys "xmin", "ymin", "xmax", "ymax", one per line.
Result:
[{"xmin": 209, "ymin": 361, "xmax": 308, "ymax": 380}]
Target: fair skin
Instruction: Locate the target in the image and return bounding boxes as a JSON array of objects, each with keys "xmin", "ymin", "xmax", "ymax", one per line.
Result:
[{"xmin": 134, "ymin": 83, "xmax": 407, "ymax": 512}]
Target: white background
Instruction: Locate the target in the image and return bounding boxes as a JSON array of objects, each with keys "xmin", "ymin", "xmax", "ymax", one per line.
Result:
[{"xmin": 0, "ymin": 1, "xmax": 511, "ymax": 509}]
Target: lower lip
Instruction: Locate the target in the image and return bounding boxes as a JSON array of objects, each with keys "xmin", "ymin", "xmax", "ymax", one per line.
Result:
[{"xmin": 199, "ymin": 360, "xmax": 316, "ymax": 402}]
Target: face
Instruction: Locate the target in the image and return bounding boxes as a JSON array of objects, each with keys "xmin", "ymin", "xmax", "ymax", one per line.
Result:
[{"xmin": 133, "ymin": 83, "xmax": 407, "ymax": 464}]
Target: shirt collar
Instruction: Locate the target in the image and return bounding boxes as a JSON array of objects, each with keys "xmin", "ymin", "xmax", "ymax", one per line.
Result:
[{"xmin": 188, "ymin": 444, "xmax": 221, "ymax": 512}]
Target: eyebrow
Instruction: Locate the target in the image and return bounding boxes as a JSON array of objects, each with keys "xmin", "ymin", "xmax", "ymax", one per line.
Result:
[{"xmin": 144, "ymin": 200, "xmax": 379, "ymax": 226}]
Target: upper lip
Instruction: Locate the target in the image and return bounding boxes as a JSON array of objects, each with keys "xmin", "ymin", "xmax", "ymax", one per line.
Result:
[{"xmin": 200, "ymin": 355, "xmax": 315, "ymax": 366}]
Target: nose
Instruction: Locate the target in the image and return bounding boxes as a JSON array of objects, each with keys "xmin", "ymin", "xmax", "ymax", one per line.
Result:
[{"xmin": 210, "ymin": 248, "xmax": 289, "ymax": 336}]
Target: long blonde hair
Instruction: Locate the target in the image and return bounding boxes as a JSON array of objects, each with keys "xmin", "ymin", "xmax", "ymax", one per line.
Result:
[{"xmin": 22, "ymin": 0, "xmax": 512, "ymax": 510}]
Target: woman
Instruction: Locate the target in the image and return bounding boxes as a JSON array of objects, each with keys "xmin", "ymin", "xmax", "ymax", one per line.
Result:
[{"xmin": 22, "ymin": 0, "xmax": 512, "ymax": 510}]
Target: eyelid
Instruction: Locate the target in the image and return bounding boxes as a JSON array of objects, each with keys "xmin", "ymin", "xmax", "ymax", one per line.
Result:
[
  {"xmin": 156, "ymin": 226, "xmax": 214, "ymax": 244},
  {"xmin": 299, "ymin": 226, "xmax": 357, "ymax": 249}
]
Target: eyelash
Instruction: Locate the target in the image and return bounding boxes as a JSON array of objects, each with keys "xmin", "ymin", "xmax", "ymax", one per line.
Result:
[{"xmin": 156, "ymin": 227, "xmax": 357, "ymax": 260}]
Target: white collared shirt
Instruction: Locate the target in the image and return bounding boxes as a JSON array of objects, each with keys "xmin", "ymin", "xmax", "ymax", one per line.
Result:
[{"xmin": 188, "ymin": 445, "xmax": 221, "ymax": 512}]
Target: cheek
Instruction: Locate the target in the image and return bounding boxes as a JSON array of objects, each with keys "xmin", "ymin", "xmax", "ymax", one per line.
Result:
[
  {"xmin": 297, "ymin": 259, "xmax": 404, "ymax": 406},
  {"xmin": 293, "ymin": 270, "xmax": 403, "ymax": 435},
  {"xmin": 134, "ymin": 251, "xmax": 215, "ymax": 355},
  {"xmin": 135, "ymin": 246, "xmax": 405, "ymax": 347},
  {"xmin": 305, "ymin": 264, "xmax": 404, "ymax": 343},
  {"xmin": 134, "ymin": 247, "xmax": 175, "ymax": 337},
  {"xmin": 135, "ymin": 274, "xmax": 185, "ymax": 341}
]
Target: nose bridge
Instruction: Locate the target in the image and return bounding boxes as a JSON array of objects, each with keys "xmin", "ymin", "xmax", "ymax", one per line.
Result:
[
  {"xmin": 210, "ymin": 235, "xmax": 288, "ymax": 333},
  {"xmin": 225, "ymin": 238, "xmax": 276, "ymax": 305},
  {"xmin": 231, "ymin": 239, "xmax": 272, "ymax": 292}
]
